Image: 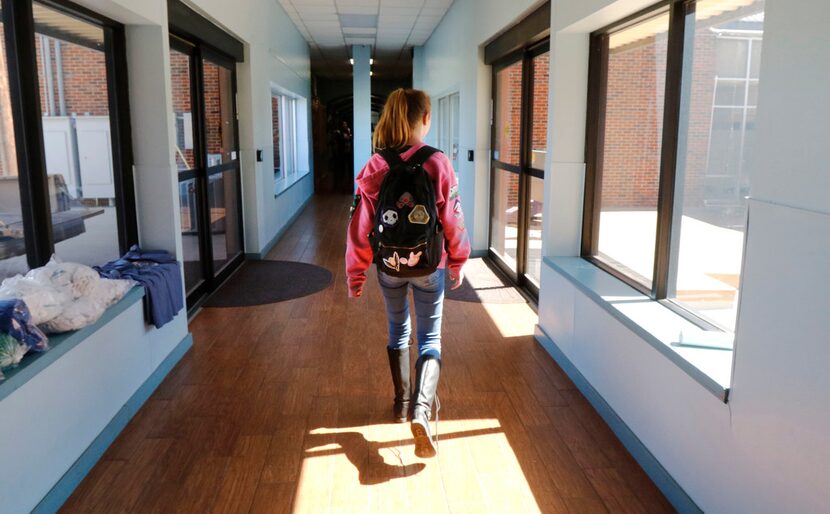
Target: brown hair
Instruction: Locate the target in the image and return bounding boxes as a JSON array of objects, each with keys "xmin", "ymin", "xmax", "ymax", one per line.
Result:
[{"xmin": 373, "ymin": 88, "xmax": 431, "ymax": 151}]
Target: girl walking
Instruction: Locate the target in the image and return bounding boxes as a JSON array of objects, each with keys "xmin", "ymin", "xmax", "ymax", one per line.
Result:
[{"xmin": 346, "ymin": 88, "xmax": 470, "ymax": 458}]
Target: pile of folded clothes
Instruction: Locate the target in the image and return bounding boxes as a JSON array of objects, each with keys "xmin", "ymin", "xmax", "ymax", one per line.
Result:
[{"xmin": 95, "ymin": 245, "xmax": 183, "ymax": 329}]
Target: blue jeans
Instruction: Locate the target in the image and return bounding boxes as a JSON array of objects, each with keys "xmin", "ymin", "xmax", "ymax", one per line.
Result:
[{"xmin": 378, "ymin": 268, "xmax": 445, "ymax": 359}]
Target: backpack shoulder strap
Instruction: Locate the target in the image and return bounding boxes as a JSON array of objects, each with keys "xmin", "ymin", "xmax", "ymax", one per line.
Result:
[
  {"xmin": 378, "ymin": 149, "xmax": 404, "ymax": 168},
  {"xmin": 406, "ymin": 145, "xmax": 442, "ymax": 167}
]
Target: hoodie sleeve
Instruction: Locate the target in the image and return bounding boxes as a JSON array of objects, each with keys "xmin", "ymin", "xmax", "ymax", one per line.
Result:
[
  {"xmin": 345, "ymin": 185, "xmax": 377, "ymax": 297},
  {"xmin": 431, "ymin": 153, "xmax": 471, "ymax": 279}
]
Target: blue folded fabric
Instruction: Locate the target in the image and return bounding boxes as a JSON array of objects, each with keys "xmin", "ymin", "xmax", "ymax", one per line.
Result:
[
  {"xmin": 0, "ymin": 299, "xmax": 48, "ymax": 351},
  {"xmin": 96, "ymin": 245, "xmax": 184, "ymax": 329}
]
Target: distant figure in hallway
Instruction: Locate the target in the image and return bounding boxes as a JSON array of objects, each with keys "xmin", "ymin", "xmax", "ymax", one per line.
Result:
[
  {"xmin": 345, "ymin": 88, "xmax": 470, "ymax": 458},
  {"xmin": 333, "ymin": 120, "xmax": 353, "ymax": 192}
]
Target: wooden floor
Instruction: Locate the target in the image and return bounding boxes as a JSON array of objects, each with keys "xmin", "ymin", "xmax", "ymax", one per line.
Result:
[{"xmin": 62, "ymin": 195, "xmax": 674, "ymax": 514}]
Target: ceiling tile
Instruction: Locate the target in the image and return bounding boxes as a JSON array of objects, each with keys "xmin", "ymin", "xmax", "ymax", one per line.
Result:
[
  {"xmin": 337, "ymin": 6, "xmax": 377, "ymax": 15},
  {"xmin": 283, "ymin": 0, "xmax": 453, "ymax": 78}
]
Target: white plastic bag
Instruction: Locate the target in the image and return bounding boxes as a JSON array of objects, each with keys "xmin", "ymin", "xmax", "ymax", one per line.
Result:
[
  {"xmin": 39, "ymin": 278, "xmax": 133, "ymax": 334},
  {"xmin": 0, "ymin": 275, "xmax": 69, "ymax": 325},
  {"xmin": 2, "ymin": 256, "xmax": 135, "ymax": 334},
  {"xmin": 39, "ymin": 296, "xmax": 105, "ymax": 333},
  {"xmin": 27, "ymin": 256, "xmax": 100, "ymax": 299}
]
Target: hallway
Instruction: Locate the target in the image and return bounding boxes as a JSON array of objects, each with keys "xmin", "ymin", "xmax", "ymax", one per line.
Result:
[{"xmin": 61, "ymin": 196, "xmax": 672, "ymax": 514}]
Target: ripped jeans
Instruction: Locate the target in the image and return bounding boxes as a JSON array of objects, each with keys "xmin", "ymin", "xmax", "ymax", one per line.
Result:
[{"xmin": 378, "ymin": 268, "xmax": 445, "ymax": 359}]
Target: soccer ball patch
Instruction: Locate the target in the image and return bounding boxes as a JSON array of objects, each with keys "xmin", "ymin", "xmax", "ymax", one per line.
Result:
[{"xmin": 381, "ymin": 209, "xmax": 398, "ymax": 226}]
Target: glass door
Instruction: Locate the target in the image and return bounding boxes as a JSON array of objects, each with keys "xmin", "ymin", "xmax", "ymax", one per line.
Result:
[
  {"xmin": 489, "ymin": 41, "xmax": 549, "ymax": 297},
  {"xmin": 170, "ymin": 38, "xmax": 244, "ymax": 309},
  {"xmin": 202, "ymin": 55, "xmax": 242, "ymax": 274}
]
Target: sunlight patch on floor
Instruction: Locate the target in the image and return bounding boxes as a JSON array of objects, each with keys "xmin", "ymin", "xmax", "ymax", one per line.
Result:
[
  {"xmin": 483, "ymin": 302, "xmax": 538, "ymax": 338},
  {"xmin": 292, "ymin": 418, "xmax": 543, "ymax": 513}
]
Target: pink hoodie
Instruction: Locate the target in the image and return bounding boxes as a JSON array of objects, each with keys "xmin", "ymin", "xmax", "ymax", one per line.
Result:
[{"xmin": 345, "ymin": 143, "xmax": 471, "ymax": 297}]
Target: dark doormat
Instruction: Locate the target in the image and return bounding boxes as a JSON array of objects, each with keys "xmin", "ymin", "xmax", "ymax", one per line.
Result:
[
  {"xmin": 204, "ymin": 260, "xmax": 333, "ymax": 308},
  {"xmin": 445, "ymin": 258, "xmax": 527, "ymax": 304}
]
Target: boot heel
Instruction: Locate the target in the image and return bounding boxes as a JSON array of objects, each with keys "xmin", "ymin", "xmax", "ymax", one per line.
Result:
[{"xmin": 411, "ymin": 419, "xmax": 436, "ymax": 458}]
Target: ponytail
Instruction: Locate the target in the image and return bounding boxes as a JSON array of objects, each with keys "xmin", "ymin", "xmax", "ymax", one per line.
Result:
[{"xmin": 373, "ymin": 88, "xmax": 431, "ymax": 151}]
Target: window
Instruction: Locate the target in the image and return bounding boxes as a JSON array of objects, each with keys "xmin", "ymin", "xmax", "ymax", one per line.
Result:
[
  {"xmin": 435, "ymin": 92, "xmax": 459, "ymax": 170},
  {"xmin": 583, "ymin": 0, "xmax": 765, "ymax": 331},
  {"xmin": 0, "ymin": 0, "xmax": 135, "ymax": 280},
  {"xmin": 169, "ymin": 30, "xmax": 244, "ymax": 308},
  {"xmin": 488, "ymin": 40, "xmax": 549, "ymax": 296},
  {"xmin": 0, "ymin": 11, "xmax": 28, "ymax": 279},
  {"xmin": 271, "ymin": 94, "xmax": 280, "ymax": 179},
  {"xmin": 271, "ymin": 86, "xmax": 308, "ymax": 194}
]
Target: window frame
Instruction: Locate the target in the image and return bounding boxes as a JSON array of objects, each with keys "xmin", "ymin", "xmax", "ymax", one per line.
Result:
[
  {"xmin": 169, "ymin": 29, "xmax": 245, "ymax": 310},
  {"xmin": 0, "ymin": 0, "xmax": 137, "ymax": 270},
  {"xmin": 271, "ymin": 84, "xmax": 307, "ymax": 195},
  {"xmin": 487, "ymin": 39, "xmax": 549, "ymax": 300},
  {"xmin": 581, "ymin": 0, "xmax": 762, "ymax": 331}
]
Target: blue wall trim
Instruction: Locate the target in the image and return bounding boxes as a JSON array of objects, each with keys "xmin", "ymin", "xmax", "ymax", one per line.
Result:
[
  {"xmin": 247, "ymin": 195, "xmax": 313, "ymax": 260},
  {"xmin": 32, "ymin": 333, "xmax": 193, "ymax": 514},
  {"xmin": 534, "ymin": 325, "xmax": 702, "ymax": 514}
]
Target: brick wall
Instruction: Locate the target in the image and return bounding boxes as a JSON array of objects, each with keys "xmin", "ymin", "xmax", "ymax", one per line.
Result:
[
  {"xmin": 601, "ymin": 35, "xmax": 666, "ymax": 210},
  {"xmin": 495, "ymin": 53, "xmax": 551, "ymax": 215},
  {"xmin": 496, "ymin": 62, "xmax": 523, "ymax": 168},
  {"xmin": 202, "ymin": 61, "xmax": 222, "ymax": 159},
  {"xmin": 36, "ymin": 36, "xmax": 109, "ymax": 116},
  {"xmin": 170, "ymin": 49, "xmax": 195, "ymax": 169},
  {"xmin": 600, "ymin": 29, "xmax": 726, "ymax": 211},
  {"xmin": 531, "ymin": 52, "xmax": 549, "ymax": 167}
]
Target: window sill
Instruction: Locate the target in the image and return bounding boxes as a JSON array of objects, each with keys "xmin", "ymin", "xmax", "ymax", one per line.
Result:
[
  {"xmin": 274, "ymin": 170, "xmax": 310, "ymax": 198},
  {"xmin": 0, "ymin": 286, "xmax": 145, "ymax": 403},
  {"xmin": 544, "ymin": 256, "xmax": 731, "ymax": 402}
]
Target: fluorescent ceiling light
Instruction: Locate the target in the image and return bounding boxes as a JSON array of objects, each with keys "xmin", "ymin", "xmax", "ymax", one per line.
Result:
[
  {"xmin": 339, "ymin": 14, "xmax": 378, "ymax": 29},
  {"xmin": 349, "ymin": 58, "xmax": 375, "ymax": 65}
]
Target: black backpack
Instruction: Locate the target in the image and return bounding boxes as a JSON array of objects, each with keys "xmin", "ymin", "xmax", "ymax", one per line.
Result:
[{"xmin": 369, "ymin": 145, "xmax": 444, "ymax": 277}]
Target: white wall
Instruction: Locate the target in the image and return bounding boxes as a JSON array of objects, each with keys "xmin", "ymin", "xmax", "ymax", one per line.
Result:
[
  {"xmin": 184, "ymin": 0, "xmax": 313, "ymax": 254},
  {"xmin": 0, "ymin": 296, "xmax": 189, "ymax": 514},
  {"xmin": 0, "ymin": 0, "xmax": 314, "ymax": 510},
  {"xmin": 536, "ymin": 0, "xmax": 830, "ymax": 512},
  {"xmin": 413, "ymin": 0, "xmax": 544, "ymax": 253},
  {"xmin": 418, "ymin": 0, "xmax": 830, "ymax": 511}
]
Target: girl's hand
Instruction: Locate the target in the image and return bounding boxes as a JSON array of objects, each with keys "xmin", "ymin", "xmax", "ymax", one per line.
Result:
[
  {"xmin": 349, "ymin": 286, "xmax": 364, "ymax": 298},
  {"xmin": 449, "ymin": 269, "xmax": 464, "ymax": 290}
]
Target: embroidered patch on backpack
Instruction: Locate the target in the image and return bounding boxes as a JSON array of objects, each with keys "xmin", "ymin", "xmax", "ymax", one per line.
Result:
[
  {"xmin": 381, "ymin": 209, "xmax": 398, "ymax": 226},
  {"xmin": 408, "ymin": 205, "xmax": 430, "ymax": 225},
  {"xmin": 396, "ymin": 192, "xmax": 415, "ymax": 209},
  {"xmin": 383, "ymin": 252, "xmax": 401, "ymax": 271},
  {"xmin": 383, "ymin": 250, "xmax": 423, "ymax": 271},
  {"xmin": 400, "ymin": 251, "xmax": 422, "ymax": 267}
]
